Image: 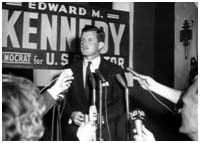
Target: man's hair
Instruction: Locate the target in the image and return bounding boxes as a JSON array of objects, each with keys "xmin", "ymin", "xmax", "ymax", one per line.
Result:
[
  {"xmin": 2, "ymin": 74, "xmax": 45, "ymax": 141},
  {"xmin": 81, "ymin": 25, "xmax": 105, "ymax": 42}
]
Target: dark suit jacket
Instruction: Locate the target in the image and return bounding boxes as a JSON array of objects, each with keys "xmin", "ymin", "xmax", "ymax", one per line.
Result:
[{"xmin": 61, "ymin": 57, "xmax": 125, "ymax": 141}]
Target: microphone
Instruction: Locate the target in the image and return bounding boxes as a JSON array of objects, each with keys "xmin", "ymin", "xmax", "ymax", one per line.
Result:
[
  {"xmin": 126, "ymin": 67, "xmax": 148, "ymax": 86},
  {"xmin": 95, "ymin": 69, "xmax": 109, "ymax": 86},
  {"xmin": 95, "ymin": 69, "xmax": 107, "ymax": 140},
  {"xmin": 89, "ymin": 73, "xmax": 97, "ymax": 106},
  {"xmin": 126, "ymin": 67, "xmax": 139, "ymax": 77},
  {"xmin": 89, "ymin": 73, "xmax": 96, "ymax": 89},
  {"xmin": 115, "ymin": 73, "xmax": 127, "ymax": 88},
  {"xmin": 115, "ymin": 73, "xmax": 130, "ymax": 140},
  {"xmin": 95, "ymin": 69, "xmax": 106, "ymax": 83},
  {"xmin": 89, "ymin": 73, "xmax": 97, "ymax": 141},
  {"xmin": 89, "ymin": 105, "xmax": 97, "ymax": 141},
  {"xmin": 130, "ymin": 109, "xmax": 145, "ymax": 139}
]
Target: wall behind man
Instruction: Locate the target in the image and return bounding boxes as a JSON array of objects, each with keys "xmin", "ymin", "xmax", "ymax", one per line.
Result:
[
  {"xmin": 174, "ymin": 2, "xmax": 198, "ymax": 90},
  {"xmin": 129, "ymin": 2, "xmax": 190, "ymax": 141}
]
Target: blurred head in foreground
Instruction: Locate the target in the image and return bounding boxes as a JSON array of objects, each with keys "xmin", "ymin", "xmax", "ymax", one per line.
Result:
[{"xmin": 2, "ymin": 74, "xmax": 46, "ymax": 141}]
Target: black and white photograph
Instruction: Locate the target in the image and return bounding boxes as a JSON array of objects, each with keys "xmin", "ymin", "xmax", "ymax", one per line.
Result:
[{"xmin": 2, "ymin": 1, "xmax": 198, "ymax": 141}]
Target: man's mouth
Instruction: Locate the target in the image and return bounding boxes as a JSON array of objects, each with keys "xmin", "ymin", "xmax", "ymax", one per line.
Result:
[{"xmin": 82, "ymin": 47, "xmax": 89, "ymax": 50}]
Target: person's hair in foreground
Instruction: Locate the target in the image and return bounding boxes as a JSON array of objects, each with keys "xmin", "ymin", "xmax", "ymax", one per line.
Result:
[{"xmin": 2, "ymin": 74, "xmax": 46, "ymax": 141}]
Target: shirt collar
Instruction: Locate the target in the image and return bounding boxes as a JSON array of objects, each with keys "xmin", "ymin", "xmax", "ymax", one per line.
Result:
[{"xmin": 83, "ymin": 56, "xmax": 101, "ymax": 72}]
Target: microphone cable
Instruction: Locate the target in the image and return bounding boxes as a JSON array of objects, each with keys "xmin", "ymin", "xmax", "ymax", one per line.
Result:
[
  {"xmin": 38, "ymin": 77, "xmax": 58, "ymax": 140},
  {"xmin": 59, "ymin": 95, "xmax": 67, "ymax": 120},
  {"xmin": 142, "ymin": 81, "xmax": 174, "ymax": 113},
  {"xmin": 39, "ymin": 77, "xmax": 58, "ymax": 94},
  {"xmin": 104, "ymin": 86, "xmax": 112, "ymax": 141},
  {"xmin": 57, "ymin": 99, "xmax": 64, "ymax": 140},
  {"xmin": 51, "ymin": 105, "xmax": 56, "ymax": 141},
  {"xmin": 127, "ymin": 67, "xmax": 174, "ymax": 113},
  {"xmin": 39, "ymin": 76, "xmax": 66, "ymax": 141},
  {"xmin": 50, "ymin": 96, "xmax": 66, "ymax": 141}
]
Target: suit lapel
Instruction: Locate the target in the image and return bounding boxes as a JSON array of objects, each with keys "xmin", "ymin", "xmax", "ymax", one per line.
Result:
[{"xmin": 99, "ymin": 58, "xmax": 109, "ymax": 79}]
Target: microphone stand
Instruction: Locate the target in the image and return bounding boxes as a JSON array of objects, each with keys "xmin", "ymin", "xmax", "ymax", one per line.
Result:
[
  {"xmin": 51, "ymin": 99, "xmax": 62, "ymax": 141},
  {"xmin": 57, "ymin": 101, "xmax": 62, "ymax": 140},
  {"xmin": 98, "ymin": 80, "xmax": 109, "ymax": 141},
  {"xmin": 125, "ymin": 87, "xmax": 130, "ymax": 141},
  {"xmin": 89, "ymin": 74, "xmax": 97, "ymax": 141},
  {"xmin": 98, "ymin": 80, "xmax": 103, "ymax": 141},
  {"xmin": 92, "ymin": 87, "xmax": 97, "ymax": 141},
  {"xmin": 130, "ymin": 109, "xmax": 145, "ymax": 140},
  {"xmin": 115, "ymin": 73, "xmax": 130, "ymax": 141},
  {"xmin": 95, "ymin": 69, "xmax": 108, "ymax": 141}
]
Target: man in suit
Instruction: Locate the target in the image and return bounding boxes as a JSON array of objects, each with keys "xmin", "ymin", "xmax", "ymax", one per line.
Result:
[{"xmin": 62, "ymin": 25, "xmax": 125, "ymax": 141}]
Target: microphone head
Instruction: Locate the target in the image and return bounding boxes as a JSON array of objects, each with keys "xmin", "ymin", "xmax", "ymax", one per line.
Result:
[
  {"xmin": 89, "ymin": 73, "xmax": 96, "ymax": 89},
  {"xmin": 95, "ymin": 69, "xmax": 106, "ymax": 82},
  {"xmin": 115, "ymin": 73, "xmax": 127, "ymax": 88},
  {"xmin": 64, "ymin": 68, "xmax": 73, "ymax": 76},
  {"xmin": 130, "ymin": 109, "xmax": 145, "ymax": 139},
  {"xmin": 130, "ymin": 109, "xmax": 145, "ymax": 121},
  {"xmin": 126, "ymin": 67, "xmax": 138, "ymax": 77}
]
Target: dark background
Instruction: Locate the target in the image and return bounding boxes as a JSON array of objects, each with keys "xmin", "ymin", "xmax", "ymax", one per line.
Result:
[{"xmin": 3, "ymin": 2, "xmax": 191, "ymax": 141}]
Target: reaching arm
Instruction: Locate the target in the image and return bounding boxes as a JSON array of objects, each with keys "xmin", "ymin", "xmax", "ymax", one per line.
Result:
[
  {"xmin": 42, "ymin": 69, "xmax": 74, "ymax": 116},
  {"xmin": 128, "ymin": 69, "xmax": 182, "ymax": 104},
  {"xmin": 148, "ymin": 80, "xmax": 182, "ymax": 104}
]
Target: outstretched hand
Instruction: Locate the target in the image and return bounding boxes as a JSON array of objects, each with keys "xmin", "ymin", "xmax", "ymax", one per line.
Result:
[
  {"xmin": 133, "ymin": 74, "xmax": 156, "ymax": 90},
  {"xmin": 128, "ymin": 67, "xmax": 182, "ymax": 104},
  {"xmin": 47, "ymin": 69, "xmax": 74, "ymax": 100},
  {"xmin": 127, "ymin": 68, "xmax": 157, "ymax": 91},
  {"xmin": 54, "ymin": 69, "xmax": 74, "ymax": 92}
]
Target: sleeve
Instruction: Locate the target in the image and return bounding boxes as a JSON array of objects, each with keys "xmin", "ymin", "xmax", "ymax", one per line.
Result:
[{"xmin": 41, "ymin": 91, "xmax": 56, "ymax": 116}]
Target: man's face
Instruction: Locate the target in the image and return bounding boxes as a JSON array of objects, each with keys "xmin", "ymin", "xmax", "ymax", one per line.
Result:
[
  {"xmin": 80, "ymin": 31, "xmax": 101, "ymax": 59},
  {"xmin": 179, "ymin": 79, "xmax": 198, "ymax": 140}
]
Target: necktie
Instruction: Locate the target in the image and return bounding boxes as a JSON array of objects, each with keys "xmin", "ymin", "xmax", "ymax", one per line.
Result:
[{"xmin": 85, "ymin": 61, "xmax": 92, "ymax": 99}]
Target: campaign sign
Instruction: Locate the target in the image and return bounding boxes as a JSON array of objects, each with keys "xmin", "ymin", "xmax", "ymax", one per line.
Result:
[{"xmin": 2, "ymin": 2, "xmax": 129, "ymax": 69}]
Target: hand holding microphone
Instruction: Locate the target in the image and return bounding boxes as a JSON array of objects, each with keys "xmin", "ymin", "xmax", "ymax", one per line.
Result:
[
  {"xmin": 133, "ymin": 125, "xmax": 155, "ymax": 141},
  {"xmin": 47, "ymin": 69, "xmax": 74, "ymax": 100},
  {"xmin": 130, "ymin": 109, "xmax": 155, "ymax": 141},
  {"xmin": 130, "ymin": 109, "xmax": 145, "ymax": 140},
  {"xmin": 127, "ymin": 67, "xmax": 157, "ymax": 91}
]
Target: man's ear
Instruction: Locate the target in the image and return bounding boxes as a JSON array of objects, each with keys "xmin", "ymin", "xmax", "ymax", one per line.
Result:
[{"xmin": 98, "ymin": 42, "xmax": 104, "ymax": 50}]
